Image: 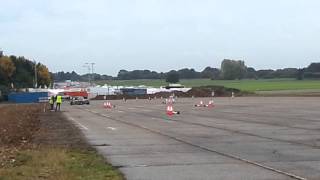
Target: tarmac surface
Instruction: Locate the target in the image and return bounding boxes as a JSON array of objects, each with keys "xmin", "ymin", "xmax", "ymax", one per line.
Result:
[{"xmin": 64, "ymin": 97, "xmax": 320, "ymax": 180}]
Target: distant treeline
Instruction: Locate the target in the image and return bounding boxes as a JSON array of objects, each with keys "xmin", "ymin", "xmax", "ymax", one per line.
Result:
[
  {"xmin": 51, "ymin": 68, "xmax": 220, "ymax": 82},
  {"xmin": 51, "ymin": 71, "xmax": 113, "ymax": 82},
  {"xmin": 52, "ymin": 59, "xmax": 320, "ymax": 82}
]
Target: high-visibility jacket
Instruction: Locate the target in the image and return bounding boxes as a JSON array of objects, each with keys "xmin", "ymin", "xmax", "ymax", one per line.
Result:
[
  {"xmin": 49, "ymin": 97, "xmax": 54, "ymax": 104},
  {"xmin": 56, "ymin": 95, "xmax": 62, "ymax": 104}
]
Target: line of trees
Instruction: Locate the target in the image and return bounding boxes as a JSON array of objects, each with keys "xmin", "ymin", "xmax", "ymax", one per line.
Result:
[
  {"xmin": 51, "ymin": 71, "xmax": 113, "ymax": 82},
  {"xmin": 220, "ymin": 60, "xmax": 320, "ymax": 80},
  {"xmin": 115, "ymin": 67, "xmax": 221, "ymax": 82},
  {"xmin": 0, "ymin": 53, "xmax": 51, "ymax": 97},
  {"xmin": 52, "ymin": 59, "xmax": 320, "ymax": 83},
  {"xmin": 114, "ymin": 60, "xmax": 320, "ymax": 82}
]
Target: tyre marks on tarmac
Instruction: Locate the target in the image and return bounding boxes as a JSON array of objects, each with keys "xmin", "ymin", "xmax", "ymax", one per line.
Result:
[
  {"xmin": 121, "ymin": 108, "xmax": 320, "ymax": 150},
  {"xmin": 116, "ymin": 104, "xmax": 320, "ymax": 150},
  {"xmin": 78, "ymin": 106, "xmax": 307, "ymax": 180}
]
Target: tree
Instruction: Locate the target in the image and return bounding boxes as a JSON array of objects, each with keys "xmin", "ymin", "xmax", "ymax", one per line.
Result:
[
  {"xmin": 273, "ymin": 68, "xmax": 298, "ymax": 78},
  {"xmin": 201, "ymin": 67, "xmax": 221, "ymax": 79},
  {"xmin": 116, "ymin": 69, "xmax": 161, "ymax": 80},
  {"xmin": 11, "ymin": 56, "xmax": 34, "ymax": 88},
  {"xmin": 306, "ymin": 63, "xmax": 320, "ymax": 72},
  {"xmin": 0, "ymin": 56, "xmax": 16, "ymax": 86},
  {"xmin": 37, "ymin": 63, "xmax": 51, "ymax": 87},
  {"xmin": 177, "ymin": 68, "xmax": 201, "ymax": 79},
  {"xmin": 296, "ymin": 68, "xmax": 305, "ymax": 80},
  {"xmin": 245, "ymin": 67, "xmax": 257, "ymax": 79},
  {"xmin": 166, "ymin": 71, "xmax": 180, "ymax": 83},
  {"xmin": 256, "ymin": 69, "xmax": 274, "ymax": 79},
  {"xmin": 117, "ymin": 70, "xmax": 130, "ymax": 80},
  {"xmin": 221, "ymin": 59, "xmax": 247, "ymax": 80}
]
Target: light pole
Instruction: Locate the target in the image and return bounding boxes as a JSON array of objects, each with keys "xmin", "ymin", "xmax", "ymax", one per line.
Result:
[
  {"xmin": 83, "ymin": 63, "xmax": 91, "ymax": 86},
  {"xmin": 90, "ymin": 63, "xmax": 95, "ymax": 85},
  {"xmin": 34, "ymin": 60, "xmax": 37, "ymax": 88},
  {"xmin": 84, "ymin": 62, "xmax": 95, "ymax": 86}
]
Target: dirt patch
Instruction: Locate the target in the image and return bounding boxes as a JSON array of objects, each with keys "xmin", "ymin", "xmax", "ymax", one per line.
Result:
[
  {"xmin": 0, "ymin": 104, "xmax": 41, "ymax": 147},
  {"xmin": 0, "ymin": 104, "xmax": 42, "ymax": 167},
  {"xmin": 0, "ymin": 104, "xmax": 91, "ymax": 168},
  {"xmin": 33, "ymin": 112, "xmax": 90, "ymax": 149}
]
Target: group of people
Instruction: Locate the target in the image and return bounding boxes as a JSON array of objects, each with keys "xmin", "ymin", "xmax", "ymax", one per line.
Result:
[{"xmin": 49, "ymin": 94, "xmax": 62, "ymax": 111}]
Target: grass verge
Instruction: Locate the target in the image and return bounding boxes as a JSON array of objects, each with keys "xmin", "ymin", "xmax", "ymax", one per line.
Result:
[{"xmin": 0, "ymin": 147, "xmax": 122, "ymax": 180}]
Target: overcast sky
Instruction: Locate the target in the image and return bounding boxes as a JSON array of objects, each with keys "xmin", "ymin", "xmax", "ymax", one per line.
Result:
[{"xmin": 1, "ymin": 0, "xmax": 320, "ymax": 75}]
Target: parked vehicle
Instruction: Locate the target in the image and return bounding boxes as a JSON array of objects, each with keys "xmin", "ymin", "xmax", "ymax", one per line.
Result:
[{"xmin": 70, "ymin": 96, "xmax": 90, "ymax": 105}]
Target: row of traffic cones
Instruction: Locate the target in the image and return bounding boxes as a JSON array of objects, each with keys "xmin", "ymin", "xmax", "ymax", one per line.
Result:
[
  {"xmin": 194, "ymin": 100, "xmax": 215, "ymax": 108},
  {"xmin": 103, "ymin": 102, "xmax": 116, "ymax": 109},
  {"xmin": 102, "ymin": 99, "xmax": 215, "ymax": 117},
  {"xmin": 103, "ymin": 100, "xmax": 180, "ymax": 117}
]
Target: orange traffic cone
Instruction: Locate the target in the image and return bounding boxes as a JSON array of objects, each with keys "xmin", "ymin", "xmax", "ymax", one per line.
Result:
[
  {"xmin": 195, "ymin": 100, "xmax": 205, "ymax": 107},
  {"xmin": 166, "ymin": 105, "xmax": 174, "ymax": 116},
  {"xmin": 207, "ymin": 100, "xmax": 215, "ymax": 108},
  {"xmin": 166, "ymin": 105, "xmax": 180, "ymax": 116},
  {"xmin": 103, "ymin": 102, "xmax": 114, "ymax": 109}
]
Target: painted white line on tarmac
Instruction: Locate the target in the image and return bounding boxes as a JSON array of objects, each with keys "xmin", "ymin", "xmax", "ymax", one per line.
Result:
[
  {"xmin": 128, "ymin": 107, "xmax": 137, "ymax": 110},
  {"xmin": 118, "ymin": 110, "xmax": 124, "ymax": 113},
  {"xmin": 101, "ymin": 114, "xmax": 111, "ymax": 118},
  {"xmin": 106, "ymin": 127, "xmax": 117, "ymax": 131},
  {"xmin": 69, "ymin": 117, "xmax": 89, "ymax": 130},
  {"xmin": 87, "ymin": 110, "xmax": 95, "ymax": 113}
]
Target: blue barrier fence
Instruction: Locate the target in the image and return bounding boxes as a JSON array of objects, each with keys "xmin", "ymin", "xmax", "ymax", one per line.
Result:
[{"xmin": 8, "ymin": 92, "xmax": 49, "ymax": 103}]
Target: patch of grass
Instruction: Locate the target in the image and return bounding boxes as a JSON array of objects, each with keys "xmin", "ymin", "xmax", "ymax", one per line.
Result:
[
  {"xmin": 0, "ymin": 147, "xmax": 123, "ymax": 180},
  {"xmin": 96, "ymin": 78, "xmax": 320, "ymax": 92}
]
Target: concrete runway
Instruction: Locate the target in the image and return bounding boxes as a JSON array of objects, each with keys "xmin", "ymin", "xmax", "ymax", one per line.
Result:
[{"xmin": 64, "ymin": 97, "xmax": 320, "ymax": 180}]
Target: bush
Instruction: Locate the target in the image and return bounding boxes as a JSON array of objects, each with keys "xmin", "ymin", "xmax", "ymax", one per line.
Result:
[
  {"xmin": 166, "ymin": 71, "xmax": 180, "ymax": 83},
  {"xmin": 0, "ymin": 85, "xmax": 9, "ymax": 101}
]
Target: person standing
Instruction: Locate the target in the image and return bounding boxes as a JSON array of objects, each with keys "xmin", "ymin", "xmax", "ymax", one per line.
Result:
[
  {"xmin": 49, "ymin": 96, "xmax": 54, "ymax": 111},
  {"xmin": 55, "ymin": 94, "xmax": 62, "ymax": 111}
]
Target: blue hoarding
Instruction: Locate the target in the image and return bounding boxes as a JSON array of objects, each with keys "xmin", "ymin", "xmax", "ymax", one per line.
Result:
[
  {"xmin": 120, "ymin": 88, "xmax": 147, "ymax": 96},
  {"xmin": 8, "ymin": 92, "xmax": 49, "ymax": 103}
]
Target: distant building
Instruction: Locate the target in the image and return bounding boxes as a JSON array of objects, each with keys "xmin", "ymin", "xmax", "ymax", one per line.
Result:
[{"xmin": 0, "ymin": 50, "xmax": 3, "ymax": 57}]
